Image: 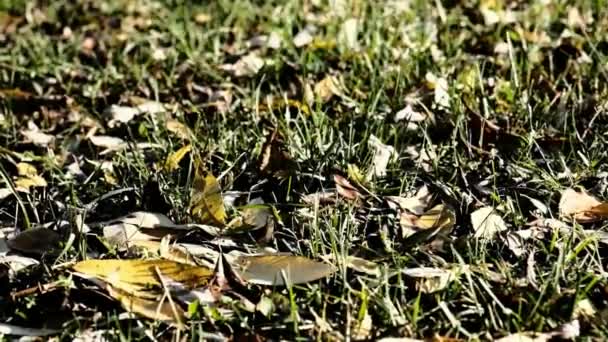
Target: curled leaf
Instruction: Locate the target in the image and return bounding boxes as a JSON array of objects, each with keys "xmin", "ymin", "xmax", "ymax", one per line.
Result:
[{"xmin": 164, "ymin": 144, "xmax": 192, "ymax": 172}]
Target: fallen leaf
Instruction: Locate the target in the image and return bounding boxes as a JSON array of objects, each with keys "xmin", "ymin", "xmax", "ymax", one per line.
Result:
[
  {"xmin": 107, "ymin": 284, "xmax": 185, "ymax": 323},
  {"xmin": 338, "ymin": 18, "xmax": 359, "ymax": 50},
  {"xmin": 559, "ymin": 188, "xmax": 608, "ymax": 223},
  {"xmin": 386, "ymin": 185, "xmax": 432, "ymax": 215},
  {"xmin": 314, "ymin": 75, "xmax": 339, "ymax": 102},
  {"xmin": 425, "ymin": 72, "xmax": 450, "ymax": 108},
  {"xmin": 334, "ymin": 174, "xmax": 362, "ymax": 201},
  {"xmin": 164, "ymin": 144, "xmax": 192, "ymax": 172},
  {"xmin": 258, "ymin": 129, "xmax": 294, "ymax": 177},
  {"xmin": 166, "ymin": 119, "xmax": 193, "ymax": 141},
  {"xmin": 21, "ymin": 129, "xmax": 55, "ymax": 147},
  {"xmin": 220, "ymin": 53, "xmax": 265, "ymax": 77},
  {"xmin": 0, "ymin": 255, "xmax": 39, "ymax": 276},
  {"xmin": 89, "ymin": 135, "xmax": 126, "ymax": 149},
  {"xmin": 293, "ymin": 29, "xmax": 314, "ymax": 47},
  {"xmin": 72, "ymin": 259, "xmax": 213, "ymax": 297},
  {"xmin": 344, "ymin": 256, "xmax": 381, "ymax": 277},
  {"xmin": 189, "ymin": 171, "xmax": 226, "ymax": 225},
  {"xmin": 230, "ymin": 254, "xmax": 335, "ymax": 285},
  {"xmin": 0, "ymin": 323, "xmax": 59, "ymax": 337},
  {"xmin": 106, "ymin": 101, "xmax": 166, "ymax": 127},
  {"xmin": 394, "ymin": 104, "xmax": 427, "ymax": 127},
  {"xmin": 367, "ymin": 135, "xmax": 396, "ymax": 178},
  {"xmin": 400, "ymin": 203, "xmax": 456, "ymax": 238},
  {"xmin": 471, "ymin": 207, "xmax": 508, "ymax": 240},
  {"xmin": 0, "ymin": 188, "xmax": 12, "ymax": 200},
  {"xmin": 7, "ymin": 228, "xmax": 61, "ymax": 255},
  {"xmin": 403, "ymin": 267, "xmax": 456, "ymax": 293},
  {"xmin": 194, "ymin": 12, "xmax": 211, "ymax": 24},
  {"xmin": 352, "ymin": 311, "xmax": 372, "ymax": 340},
  {"xmin": 227, "ymin": 198, "xmax": 273, "ymax": 233},
  {"xmin": 16, "ymin": 162, "xmax": 37, "ymax": 177}
]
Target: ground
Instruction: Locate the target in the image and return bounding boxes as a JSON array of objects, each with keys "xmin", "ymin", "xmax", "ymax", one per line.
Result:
[{"xmin": 1, "ymin": 0, "xmax": 608, "ymax": 340}]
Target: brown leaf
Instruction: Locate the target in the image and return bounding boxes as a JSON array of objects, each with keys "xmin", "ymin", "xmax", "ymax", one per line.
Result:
[
  {"xmin": 258, "ymin": 129, "xmax": 294, "ymax": 177},
  {"xmin": 559, "ymin": 188, "xmax": 608, "ymax": 223},
  {"xmin": 334, "ymin": 174, "xmax": 362, "ymax": 201},
  {"xmin": 7, "ymin": 228, "xmax": 61, "ymax": 255}
]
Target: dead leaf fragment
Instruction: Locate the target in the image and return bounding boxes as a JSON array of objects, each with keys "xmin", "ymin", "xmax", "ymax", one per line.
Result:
[
  {"xmin": 471, "ymin": 206, "xmax": 508, "ymax": 240},
  {"xmin": 314, "ymin": 75, "xmax": 339, "ymax": 102},
  {"xmin": 559, "ymin": 188, "xmax": 608, "ymax": 223},
  {"xmin": 258, "ymin": 129, "xmax": 294, "ymax": 177},
  {"xmin": 166, "ymin": 119, "xmax": 192, "ymax": 141},
  {"xmin": 386, "ymin": 185, "xmax": 432, "ymax": 215},
  {"xmin": 89, "ymin": 135, "xmax": 126, "ymax": 149},
  {"xmin": 231, "ymin": 254, "xmax": 335, "ymax": 285},
  {"xmin": 403, "ymin": 267, "xmax": 456, "ymax": 293},
  {"xmin": 334, "ymin": 174, "xmax": 362, "ymax": 201},
  {"xmin": 164, "ymin": 144, "xmax": 192, "ymax": 172},
  {"xmin": 220, "ymin": 53, "xmax": 265, "ymax": 77},
  {"xmin": 400, "ymin": 203, "xmax": 455, "ymax": 238},
  {"xmin": 368, "ymin": 135, "xmax": 396, "ymax": 178}
]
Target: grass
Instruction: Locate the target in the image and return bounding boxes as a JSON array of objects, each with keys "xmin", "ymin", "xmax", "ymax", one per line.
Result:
[{"xmin": 2, "ymin": 0, "xmax": 608, "ymax": 340}]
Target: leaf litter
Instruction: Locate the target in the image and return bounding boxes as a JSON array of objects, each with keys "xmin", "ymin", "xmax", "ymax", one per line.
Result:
[{"xmin": 2, "ymin": 0, "xmax": 608, "ymax": 340}]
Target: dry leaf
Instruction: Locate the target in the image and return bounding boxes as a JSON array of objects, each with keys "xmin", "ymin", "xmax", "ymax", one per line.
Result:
[
  {"xmin": 106, "ymin": 101, "xmax": 166, "ymax": 127},
  {"xmin": 386, "ymin": 185, "xmax": 432, "ymax": 215},
  {"xmin": 293, "ymin": 29, "xmax": 314, "ymax": 47},
  {"xmin": 258, "ymin": 129, "xmax": 294, "ymax": 177},
  {"xmin": 72, "ymin": 259, "xmax": 213, "ymax": 297},
  {"xmin": 227, "ymin": 198, "xmax": 273, "ymax": 233},
  {"xmin": 400, "ymin": 203, "xmax": 456, "ymax": 238},
  {"xmin": 0, "ymin": 255, "xmax": 39, "ymax": 276},
  {"xmin": 220, "ymin": 53, "xmax": 265, "ymax": 77},
  {"xmin": 367, "ymin": 135, "xmax": 396, "ymax": 178},
  {"xmin": 334, "ymin": 174, "xmax": 362, "ymax": 201},
  {"xmin": 164, "ymin": 144, "xmax": 192, "ymax": 172},
  {"xmin": 0, "ymin": 323, "xmax": 59, "ymax": 337},
  {"xmin": 403, "ymin": 267, "xmax": 456, "ymax": 293},
  {"xmin": 344, "ymin": 256, "xmax": 381, "ymax": 277},
  {"xmin": 471, "ymin": 207, "xmax": 508, "ymax": 240},
  {"xmin": 314, "ymin": 75, "xmax": 339, "ymax": 102},
  {"xmin": 338, "ymin": 18, "xmax": 359, "ymax": 51},
  {"xmin": 89, "ymin": 135, "xmax": 126, "ymax": 149},
  {"xmin": 7, "ymin": 228, "xmax": 61, "ymax": 255},
  {"xmin": 425, "ymin": 72, "xmax": 450, "ymax": 108},
  {"xmin": 166, "ymin": 119, "xmax": 192, "ymax": 141},
  {"xmin": 21, "ymin": 129, "xmax": 55, "ymax": 147},
  {"xmin": 194, "ymin": 12, "xmax": 211, "ymax": 24},
  {"xmin": 394, "ymin": 104, "xmax": 427, "ymax": 126},
  {"xmin": 107, "ymin": 285, "xmax": 185, "ymax": 323},
  {"xmin": 189, "ymin": 171, "xmax": 226, "ymax": 225},
  {"xmin": 230, "ymin": 254, "xmax": 335, "ymax": 285},
  {"xmin": 559, "ymin": 188, "xmax": 608, "ymax": 223}
]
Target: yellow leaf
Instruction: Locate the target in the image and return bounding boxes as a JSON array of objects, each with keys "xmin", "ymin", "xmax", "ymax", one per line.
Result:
[
  {"xmin": 230, "ymin": 254, "xmax": 335, "ymax": 285},
  {"xmin": 16, "ymin": 162, "xmax": 37, "ymax": 177},
  {"xmin": 72, "ymin": 259, "xmax": 213, "ymax": 295},
  {"xmin": 14, "ymin": 175, "xmax": 47, "ymax": 192},
  {"xmin": 164, "ymin": 144, "xmax": 192, "ymax": 172},
  {"xmin": 107, "ymin": 285, "xmax": 185, "ymax": 323},
  {"xmin": 189, "ymin": 170, "xmax": 226, "ymax": 225}
]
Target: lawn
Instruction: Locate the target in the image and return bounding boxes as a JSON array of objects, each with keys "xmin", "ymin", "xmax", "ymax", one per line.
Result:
[{"xmin": 1, "ymin": 0, "xmax": 608, "ymax": 340}]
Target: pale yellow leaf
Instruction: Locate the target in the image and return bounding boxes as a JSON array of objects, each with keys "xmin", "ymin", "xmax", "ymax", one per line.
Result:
[
  {"xmin": 231, "ymin": 254, "xmax": 335, "ymax": 285},
  {"xmin": 471, "ymin": 206, "xmax": 507, "ymax": 239}
]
